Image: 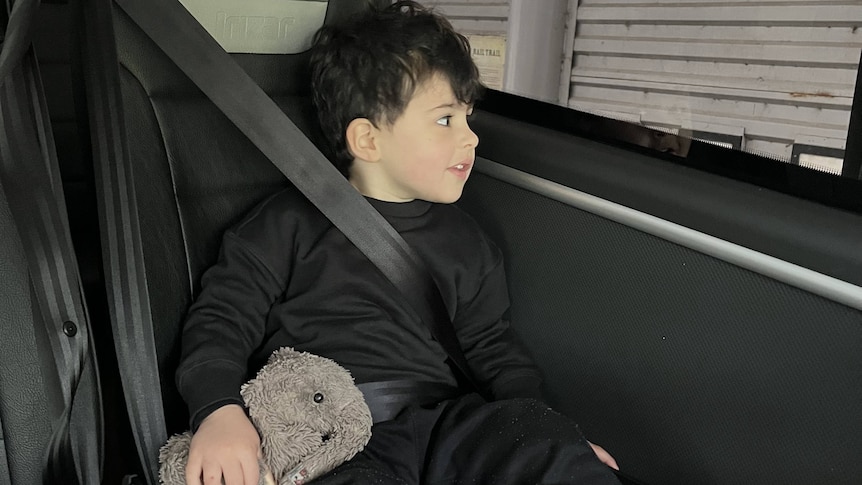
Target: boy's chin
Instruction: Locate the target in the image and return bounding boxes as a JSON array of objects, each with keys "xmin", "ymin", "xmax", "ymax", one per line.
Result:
[{"xmin": 427, "ymin": 189, "xmax": 464, "ymax": 204}]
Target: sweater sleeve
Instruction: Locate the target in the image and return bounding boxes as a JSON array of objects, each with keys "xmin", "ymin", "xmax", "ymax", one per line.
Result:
[
  {"xmin": 176, "ymin": 229, "xmax": 287, "ymax": 430},
  {"xmin": 453, "ymin": 247, "xmax": 545, "ymax": 402}
]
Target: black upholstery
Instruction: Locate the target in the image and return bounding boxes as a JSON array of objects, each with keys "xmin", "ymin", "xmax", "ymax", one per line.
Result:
[
  {"xmin": 0, "ymin": 4, "xmax": 101, "ymax": 481},
  {"xmin": 458, "ymin": 113, "xmax": 862, "ymax": 485},
  {"xmin": 0, "ymin": 187, "xmax": 55, "ymax": 485},
  {"xmin": 110, "ymin": 0, "xmax": 387, "ymax": 435}
]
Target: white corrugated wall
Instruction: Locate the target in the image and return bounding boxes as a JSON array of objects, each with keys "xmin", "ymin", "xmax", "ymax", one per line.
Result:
[
  {"xmin": 423, "ymin": 1, "xmax": 510, "ymax": 35},
  {"xmin": 565, "ymin": 0, "xmax": 862, "ymax": 161}
]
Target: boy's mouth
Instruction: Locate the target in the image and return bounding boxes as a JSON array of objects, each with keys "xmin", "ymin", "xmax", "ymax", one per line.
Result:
[{"xmin": 448, "ymin": 160, "xmax": 473, "ymax": 179}]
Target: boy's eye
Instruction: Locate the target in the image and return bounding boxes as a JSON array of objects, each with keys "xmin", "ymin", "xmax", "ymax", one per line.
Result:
[{"xmin": 436, "ymin": 116, "xmax": 451, "ymax": 127}]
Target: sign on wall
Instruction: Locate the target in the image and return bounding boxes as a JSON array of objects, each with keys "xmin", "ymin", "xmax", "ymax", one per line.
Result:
[{"xmin": 467, "ymin": 35, "xmax": 507, "ymax": 90}]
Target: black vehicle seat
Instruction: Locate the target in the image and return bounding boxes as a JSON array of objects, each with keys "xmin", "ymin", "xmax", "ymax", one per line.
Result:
[
  {"xmin": 81, "ymin": 0, "xmax": 386, "ymax": 480},
  {"xmin": 0, "ymin": 163, "xmax": 58, "ymax": 485},
  {"xmin": 0, "ymin": 159, "xmax": 59, "ymax": 485},
  {"xmin": 0, "ymin": 5, "xmax": 102, "ymax": 483}
]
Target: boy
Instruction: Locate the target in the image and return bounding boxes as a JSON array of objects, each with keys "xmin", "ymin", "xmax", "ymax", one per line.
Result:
[{"xmin": 177, "ymin": 2, "xmax": 621, "ymax": 484}]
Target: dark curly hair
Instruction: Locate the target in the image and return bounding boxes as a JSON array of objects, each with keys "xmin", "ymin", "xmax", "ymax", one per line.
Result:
[{"xmin": 310, "ymin": 1, "xmax": 484, "ymax": 176}]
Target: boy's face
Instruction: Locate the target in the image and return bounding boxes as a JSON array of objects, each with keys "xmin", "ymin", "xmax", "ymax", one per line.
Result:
[{"xmin": 354, "ymin": 74, "xmax": 479, "ymax": 203}]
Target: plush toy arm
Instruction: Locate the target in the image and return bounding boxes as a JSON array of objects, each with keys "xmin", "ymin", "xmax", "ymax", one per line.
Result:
[
  {"xmin": 262, "ymin": 422, "xmax": 322, "ymax": 484},
  {"xmin": 278, "ymin": 426, "xmax": 369, "ymax": 485},
  {"xmin": 159, "ymin": 432, "xmax": 193, "ymax": 485}
]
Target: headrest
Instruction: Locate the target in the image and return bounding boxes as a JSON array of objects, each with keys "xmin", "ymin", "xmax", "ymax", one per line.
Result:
[{"xmin": 179, "ymin": 0, "xmax": 328, "ymax": 54}]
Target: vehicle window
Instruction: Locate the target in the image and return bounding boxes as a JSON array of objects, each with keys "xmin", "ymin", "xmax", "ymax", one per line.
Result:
[{"xmin": 428, "ymin": 0, "xmax": 862, "ymax": 180}]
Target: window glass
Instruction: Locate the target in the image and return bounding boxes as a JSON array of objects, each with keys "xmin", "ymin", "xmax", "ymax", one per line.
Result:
[{"xmin": 428, "ymin": 0, "xmax": 862, "ymax": 179}]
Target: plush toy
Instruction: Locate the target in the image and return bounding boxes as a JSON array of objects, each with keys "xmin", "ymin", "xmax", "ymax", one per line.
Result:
[{"xmin": 158, "ymin": 347, "xmax": 373, "ymax": 485}]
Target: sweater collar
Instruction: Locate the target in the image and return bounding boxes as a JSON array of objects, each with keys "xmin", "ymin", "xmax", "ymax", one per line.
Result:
[{"xmin": 366, "ymin": 197, "xmax": 432, "ymax": 218}]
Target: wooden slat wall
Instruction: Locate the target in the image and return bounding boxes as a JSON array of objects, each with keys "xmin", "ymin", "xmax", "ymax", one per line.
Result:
[
  {"xmin": 568, "ymin": 0, "xmax": 862, "ymax": 160},
  {"xmin": 424, "ymin": 0, "xmax": 510, "ymax": 35}
]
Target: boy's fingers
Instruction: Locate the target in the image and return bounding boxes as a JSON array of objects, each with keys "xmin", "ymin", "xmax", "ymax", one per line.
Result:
[
  {"xmin": 201, "ymin": 461, "xmax": 226, "ymax": 485},
  {"xmin": 185, "ymin": 454, "xmax": 203, "ymax": 485},
  {"xmin": 219, "ymin": 461, "xmax": 244, "ymax": 485},
  {"xmin": 241, "ymin": 455, "xmax": 260, "ymax": 485},
  {"xmin": 603, "ymin": 453, "xmax": 619, "ymax": 471},
  {"xmin": 589, "ymin": 442, "xmax": 619, "ymax": 470}
]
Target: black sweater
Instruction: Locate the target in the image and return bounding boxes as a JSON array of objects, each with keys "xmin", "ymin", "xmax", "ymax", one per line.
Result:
[{"xmin": 177, "ymin": 187, "xmax": 543, "ymax": 428}]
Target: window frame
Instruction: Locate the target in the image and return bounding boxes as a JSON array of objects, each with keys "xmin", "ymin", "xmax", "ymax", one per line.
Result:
[{"xmin": 475, "ymin": 89, "xmax": 862, "ymax": 216}]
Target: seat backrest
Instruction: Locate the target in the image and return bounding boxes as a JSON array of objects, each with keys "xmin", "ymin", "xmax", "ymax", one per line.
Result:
[
  {"xmin": 0, "ymin": 7, "xmax": 102, "ymax": 481},
  {"xmin": 0, "ymin": 185, "xmax": 55, "ymax": 485},
  {"xmin": 105, "ymin": 0, "xmax": 387, "ymax": 435}
]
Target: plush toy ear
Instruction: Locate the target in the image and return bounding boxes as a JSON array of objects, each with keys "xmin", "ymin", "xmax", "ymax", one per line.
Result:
[
  {"xmin": 242, "ymin": 346, "xmax": 306, "ymax": 411},
  {"xmin": 267, "ymin": 346, "xmax": 302, "ymax": 365}
]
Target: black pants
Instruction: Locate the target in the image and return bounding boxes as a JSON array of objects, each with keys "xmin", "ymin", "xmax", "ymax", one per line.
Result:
[{"xmin": 314, "ymin": 394, "xmax": 621, "ymax": 485}]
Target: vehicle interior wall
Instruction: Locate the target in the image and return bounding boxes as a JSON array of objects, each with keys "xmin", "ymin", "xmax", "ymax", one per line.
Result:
[{"xmin": 456, "ymin": 107, "xmax": 862, "ymax": 484}]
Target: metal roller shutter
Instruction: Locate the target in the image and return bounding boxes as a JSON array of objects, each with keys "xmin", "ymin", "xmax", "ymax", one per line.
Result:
[
  {"xmin": 565, "ymin": 0, "xmax": 862, "ymax": 163},
  {"xmin": 424, "ymin": 0, "xmax": 510, "ymax": 34}
]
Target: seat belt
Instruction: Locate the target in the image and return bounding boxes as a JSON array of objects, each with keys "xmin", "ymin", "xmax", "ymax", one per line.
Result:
[
  {"xmin": 0, "ymin": 0, "xmax": 103, "ymax": 483},
  {"xmin": 76, "ymin": 0, "xmax": 167, "ymax": 483},
  {"xmin": 114, "ymin": 0, "xmax": 483, "ymax": 393}
]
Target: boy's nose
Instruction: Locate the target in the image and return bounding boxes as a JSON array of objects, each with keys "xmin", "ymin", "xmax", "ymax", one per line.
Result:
[{"xmin": 464, "ymin": 125, "xmax": 479, "ymax": 149}]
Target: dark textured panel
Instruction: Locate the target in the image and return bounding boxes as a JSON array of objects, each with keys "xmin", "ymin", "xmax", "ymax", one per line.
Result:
[
  {"xmin": 459, "ymin": 173, "xmax": 862, "ymax": 485},
  {"xmin": 0, "ymin": 184, "xmax": 52, "ymax": 485}
]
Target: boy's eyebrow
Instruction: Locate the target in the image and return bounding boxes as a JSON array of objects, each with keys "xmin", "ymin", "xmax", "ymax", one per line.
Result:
[
  {"xmin": 428, "ymin": 102, "xmax": 471, "ymax": 111},
  {"xmin": 428, "ymin": 102, "xmax": 457, "ymax": 111}
]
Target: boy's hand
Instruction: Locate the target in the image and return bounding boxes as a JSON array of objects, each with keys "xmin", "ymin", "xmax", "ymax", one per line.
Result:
[
  {"xmin": 186, "ymin": 404, "xmax": 262, "ymax": 485},
  {"xmin": 589, "ymin": 441, "xmax": 619, "ymax": 470}
]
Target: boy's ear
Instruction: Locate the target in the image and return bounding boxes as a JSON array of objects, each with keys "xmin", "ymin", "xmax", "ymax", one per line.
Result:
[{"xmin": 345, "ymin": 118, "xmax": 381, "ymax": 163}]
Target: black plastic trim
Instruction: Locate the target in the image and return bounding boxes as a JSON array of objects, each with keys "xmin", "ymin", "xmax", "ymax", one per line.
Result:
[
  {"xmin": 843, "ymin": 50, "xmax": 862, "ymax": 179},
  {"xmin": 476, "ymin": 90, "xmax": 862, "ymax": 215},
  {"xmin": 470, "ymin": 109, "xmax": 862, "ymax": 288}
]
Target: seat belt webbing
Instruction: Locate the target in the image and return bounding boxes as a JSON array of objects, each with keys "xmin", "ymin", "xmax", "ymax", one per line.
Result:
[
  {"xmin": 78, "ymin": 0, "xmax": 167, "ymax": 483},
  {"xmin": 114, "ymin": 0, "xmax": 482, "ymax": 395},
  {"xmin": 0, "ymin": 1, "xmax": 103, "ymax": 483}
]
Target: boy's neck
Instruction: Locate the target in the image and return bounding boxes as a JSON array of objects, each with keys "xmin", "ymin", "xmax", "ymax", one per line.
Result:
[{"xmin": 348, "ymin": 172, "xmax": 416, "ymax": 203}]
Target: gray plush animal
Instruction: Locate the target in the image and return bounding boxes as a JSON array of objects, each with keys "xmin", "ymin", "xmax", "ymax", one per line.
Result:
[{"xmin": 159, "ymin": 347, "xmax": 373, "ymax": 485}]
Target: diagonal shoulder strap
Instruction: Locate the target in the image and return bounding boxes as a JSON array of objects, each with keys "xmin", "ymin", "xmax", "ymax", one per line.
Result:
[{"xmin": 114, "ymin": 0, "xmax": 482, "ymax": 394}]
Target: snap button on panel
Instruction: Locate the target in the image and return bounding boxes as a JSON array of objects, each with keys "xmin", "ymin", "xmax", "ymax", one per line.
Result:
[{"xmin": 62, "ymin": 321, "xmax": 78, "ymax": 337}]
